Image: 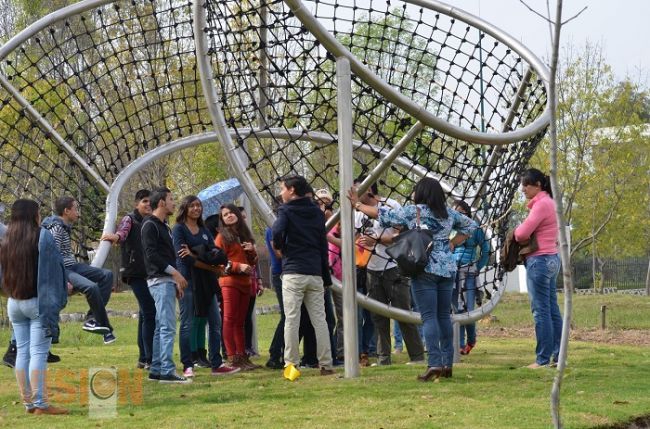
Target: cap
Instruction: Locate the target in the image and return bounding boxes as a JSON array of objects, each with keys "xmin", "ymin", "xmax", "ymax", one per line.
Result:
[{"xmin": 315, "ymin": 188, "xmax": 333, "ymax": 203}]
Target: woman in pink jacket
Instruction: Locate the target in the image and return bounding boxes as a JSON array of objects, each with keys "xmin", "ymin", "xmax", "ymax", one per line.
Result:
[{"xmin": 515, "ymin": 168, "xmax": 562, "ymax": 369}]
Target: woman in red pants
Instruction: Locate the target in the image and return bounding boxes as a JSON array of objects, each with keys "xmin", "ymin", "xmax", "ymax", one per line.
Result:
[{"xmin": 216, "ymin": 204, "xmax": 259, "ymax": 370}]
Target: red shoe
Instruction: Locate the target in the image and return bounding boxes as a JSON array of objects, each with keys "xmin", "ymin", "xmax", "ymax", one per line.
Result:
[
  {"xmin": 460, "ymin": 343, "xmax": 475, "ymax": 355},
  {"xmin": 211, "ymin": 364, "xmax": 241, "ymax": 376}
]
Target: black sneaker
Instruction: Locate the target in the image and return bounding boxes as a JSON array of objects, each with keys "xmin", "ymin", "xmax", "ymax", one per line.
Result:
[
  {"xmin": 103, "ymin": 332, "xmax": 117, "ymax": 345},
  {"xmin": 159, "ymin": 373, "xmax": 192, "ymax": 384},
  {"xmin": 2, "ymin": 342, "xmax": 16, "ymax": 368},
  {"xmin": 82, "ymin": 320, "xmax": 110, "ymax": 335},
  {"xmin": 148, "ymin": 373, "xmax": 160, "ymax": 381},
  {"xmin": 47, "ymin": 352, "xmax": 61, "ymax": 363},
  {"xmin": 265, "ymin": 359, "xmax": 284, "ymax": 370},
  {"xmin": 137, "ymin": 361, "xmax": 147, "ymax": 369}
]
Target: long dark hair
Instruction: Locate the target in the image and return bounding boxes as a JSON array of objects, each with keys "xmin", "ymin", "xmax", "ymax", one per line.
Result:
[
  {"xmin": 175, "ymin": 195, "xmax": 205, "ymax": 226},
  {"xmin": 521, "ymin": 168, "xmax": 553, "ymax": 198},
  {"xmin": 1, "ymin": 199, "xmax": 40, "ymax": 299},
  {"xmin": 218, "ymin": 204, "xmax": 254, "ymax": 245},
  {"xmin": 413, "ymin": 177, "xmax": 448, "ymax": 219}
]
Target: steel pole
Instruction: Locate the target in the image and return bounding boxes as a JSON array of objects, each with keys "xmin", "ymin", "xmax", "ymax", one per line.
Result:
[{"xmin": 336, "ymin": 57, "xmax": 359, "ymax": 378}]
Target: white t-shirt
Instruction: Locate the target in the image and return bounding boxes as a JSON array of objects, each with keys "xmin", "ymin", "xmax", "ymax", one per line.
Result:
[{"xmin": 354, "ymin": 197, "xmax": 400, "ymax": 271}]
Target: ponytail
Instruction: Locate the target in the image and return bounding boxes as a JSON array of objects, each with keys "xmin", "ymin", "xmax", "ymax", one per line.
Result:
[{"xmin": 521, "ymin": 168, "xmax": 553, "ymax": 198}]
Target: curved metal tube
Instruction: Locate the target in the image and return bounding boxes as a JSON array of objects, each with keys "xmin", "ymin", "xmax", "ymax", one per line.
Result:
[
  {"xmin": 330, "ymin": 274, "xmax": 504, "ymax": 325},
  {"xmin": 92, "ymin": 133, "xmax": 221, "ymax": 267},
  {"xmin": 91, "ymin": 126, "xmax": 505, "ymax": 323},
  {"xmin": 0, "ymin": 0, "xmax": 513, "ymax": 326},
  {"xmin": 282, "ymin": 0, "xmax": 550, "ymax": 146},
  {"xmin": 193, "ymin": 0, "xmax": 276, "ymax": 229},
  {"xmin": 0, "ymin": 0, "xmax": 115, "ymax": 61},
  {"xmin": 93, "ymin": 126, "xmax": 457, "ymax": 267}
]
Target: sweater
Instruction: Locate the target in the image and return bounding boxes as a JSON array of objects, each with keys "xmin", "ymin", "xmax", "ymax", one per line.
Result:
[
  {"xmin": 141, "ymin": 214, "xmax": 177, "ymax": 282},
  {"xmin": 215, "ymin": 234, "xmax": 257, "ymax": 294},
  {"xmin": 514, "ymin": 191, "xmax": 558, "ymax": 257}
]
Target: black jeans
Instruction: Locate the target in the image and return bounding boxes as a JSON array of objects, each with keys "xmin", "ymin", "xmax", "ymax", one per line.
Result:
[
  {"xmin": 268, "ymin": 274, "xmax": 285, "ymax": 362},
  {"xmin": 245, "ymin": 295, "xmax": 256, "ymax": 351},
  {"xmin": 128, "ymin": 278, "xmax": 156, "ymax": 363},
  {"xmin": 367, "ymin": 267, "xmax": 424, "ymax": 364},
  {"xmin": 67, "ymin": 263, "xmax": 113, "ymax": 330}
]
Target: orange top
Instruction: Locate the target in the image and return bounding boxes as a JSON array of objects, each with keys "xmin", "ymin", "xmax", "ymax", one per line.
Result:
[{"xmin": 215, "ymin": 234, "xmax": 258, "ymax": 294}]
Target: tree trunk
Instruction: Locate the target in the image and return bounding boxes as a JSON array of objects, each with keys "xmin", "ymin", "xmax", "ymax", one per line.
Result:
[
  {"xmin": 645, "ymin": 262, "xmax": 650, "ymax": 295},
  {"xmin": 591, "ymin": 238, "xmax": 597, "ymax": 292},
  {"xmin": 548, "ymin": 1, "xmax": 572, "ymax": 428}
]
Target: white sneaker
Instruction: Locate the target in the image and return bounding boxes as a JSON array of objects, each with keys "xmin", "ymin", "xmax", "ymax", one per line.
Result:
[
  {"xmin": 406, "ymin": 360, "xmax": 426, "ymax": 366},
  {"xmin": 183, "ymin": 367, "xmax": 194, "ymax": 378}
]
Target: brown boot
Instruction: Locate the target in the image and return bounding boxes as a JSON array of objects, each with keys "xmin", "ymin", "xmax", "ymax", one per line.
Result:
[
  {"xmin": 359, "ymin": 353, "xmax": 370, "ymax": 367},
  {"xmin": 33, "ymin": 405, "xmax": 69, "ymax": 415},
  {"xmin": 232, "ymin": 355, "xmax": 252, "ymax": 371},
  {"xmin": 243, "ymin": 356, "xmax": 262, "ymax": 370}
]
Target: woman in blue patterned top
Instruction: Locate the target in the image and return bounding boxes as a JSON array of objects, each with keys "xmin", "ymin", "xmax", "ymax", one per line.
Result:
[{"xmin": 348, "ymin": 177, "xmax": 475, "ymax": 381}]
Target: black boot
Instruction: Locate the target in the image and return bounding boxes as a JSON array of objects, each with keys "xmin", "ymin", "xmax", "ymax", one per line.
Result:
[
  {"xmin": 47, "ymin": 351, "xmax": 61, "ymax": 363},
  {"xmin": 196, "ymin": 348, "xmax": 210, "ymax": 368},
  {"xmin": 2, "ymin": 341, "xmax": 16, "ymax": 368}
]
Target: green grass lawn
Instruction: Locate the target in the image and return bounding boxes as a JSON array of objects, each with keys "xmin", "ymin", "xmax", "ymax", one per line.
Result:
[{"xmin": 0, "ymin": 292, "xmax": 648, "ymax": 428}]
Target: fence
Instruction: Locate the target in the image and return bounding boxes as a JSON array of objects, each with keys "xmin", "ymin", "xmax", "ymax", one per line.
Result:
[{"xmin": 558, "ymin": 257, "xmax": 649, "ymax": 290}]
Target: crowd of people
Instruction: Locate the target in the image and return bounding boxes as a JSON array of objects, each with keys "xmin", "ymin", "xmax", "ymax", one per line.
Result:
[{"xmin": 0, "ymin": 168, "xmax": 562, "ymax": 413}]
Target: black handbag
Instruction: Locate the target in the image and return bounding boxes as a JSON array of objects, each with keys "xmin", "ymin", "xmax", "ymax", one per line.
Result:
[{"xmin": 386, "ymin": 207, "xmax": 434, "ymax": 277}]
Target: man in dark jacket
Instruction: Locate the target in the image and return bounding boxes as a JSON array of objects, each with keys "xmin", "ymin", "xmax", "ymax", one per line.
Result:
[
  {"xmin": 272, "ymin": 175, "xmax": 334, "ymax": 376},
  {"xmin": 101, "ymin": 189, "xmax": 155, "ymax": 368},
  {"xmin": 42, "ymin": 197, "xmax": 115, "ymax": 344},
  {"xmin": 141, "ymin": 187, "xmax": 189, "ymax": 384}
]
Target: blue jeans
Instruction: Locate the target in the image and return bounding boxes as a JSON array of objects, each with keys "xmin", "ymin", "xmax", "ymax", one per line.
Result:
[
  {"xmin": 269, "ymin": 274, "xmax": 285, "ymax": 362},
  {"xmin": 67, "ymin": 263, "xmax": 113, "ymax": 330},
  {"xmin": 356, "ymin": 268, "xmax": 376, "ymax": 355},
  {"xmin": 179, "ymin": 285, "xmax": 195, "ymax": 370},
  {"xmin": 148, "ymin": 282, "xmax": 178, "ymax": 376},
  {"xmin": 204, "ymin": 294, "xmax": 225, "ymax": 368},
  {"xmin": 452, "ymin": 268, "xmax": 477, "ymax": 348},
  {"xmin": 8, "ymin": 298, "xmax": 52, "ymax": 410},
  {"xmin": 411, "ymin": 273, "xmax": 454, "ymax": 368},
  {"xmin": 525, "ymin": 254, "xmax": 562, "ymax": 365},
  {"xmin": 393, "ymin": 321, "xmax": 403, "ymax": 350},
  {"xmin": 129, "ymin": 278, "xmax": 155, "ymax": 364}
]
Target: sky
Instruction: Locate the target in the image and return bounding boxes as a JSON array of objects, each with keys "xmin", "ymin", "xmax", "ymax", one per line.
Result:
[{"xmin": 449, "ymin": 0, "xmax": 649, "ymax": 83}]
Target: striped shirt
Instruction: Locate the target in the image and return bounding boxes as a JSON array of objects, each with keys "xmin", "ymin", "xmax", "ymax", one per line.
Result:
[{"xmin": 46, "ymin": 221, "xmax": 77, "ymax": 267}]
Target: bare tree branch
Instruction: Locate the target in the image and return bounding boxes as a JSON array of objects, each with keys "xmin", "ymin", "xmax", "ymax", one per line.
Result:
[
  {"xmin": 519, "ymin": 0, "xmax": 555, "ymax": 25},
  {"xmin": 561, "ymin": 6, "xmax": 588, "ymax": 25},
  {"xmin": 570, "ymin": 207, "xmax": 617, "ymax": 256}
]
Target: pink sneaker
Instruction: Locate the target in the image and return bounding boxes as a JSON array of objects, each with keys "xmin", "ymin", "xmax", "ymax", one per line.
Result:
[
  {"xmin": 183, "ymin": 367, "xmax": 195, "ymax": 378},
  {"xmin": 211, "ymin": 364, "xmax": 241, "ymax": 376}
]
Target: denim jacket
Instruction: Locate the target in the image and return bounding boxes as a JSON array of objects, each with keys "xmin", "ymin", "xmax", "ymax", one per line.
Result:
[{"xmin": 37, "ymin": 228, "xmax": 68, "ymax": 343}]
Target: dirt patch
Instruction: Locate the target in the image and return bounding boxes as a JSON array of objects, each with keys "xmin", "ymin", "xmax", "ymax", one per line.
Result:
[
  {"xmin": 480, "ymin": 326, "xmax": 650, "ymax": 347},
  {"xmin": 594, "ymin": 415, "xmax": 650, "ymax": 429}
]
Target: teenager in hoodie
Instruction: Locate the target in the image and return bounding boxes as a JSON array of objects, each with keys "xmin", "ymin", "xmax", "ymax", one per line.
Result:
[{"xmin": 272, "ymin": 175, "xmax": 334, "ymax": 376}]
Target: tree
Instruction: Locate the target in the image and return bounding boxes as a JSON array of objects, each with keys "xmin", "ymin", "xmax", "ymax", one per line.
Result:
[{"xmin": 530, "ymin": 42, "xmax": 650, "ymax": 292}]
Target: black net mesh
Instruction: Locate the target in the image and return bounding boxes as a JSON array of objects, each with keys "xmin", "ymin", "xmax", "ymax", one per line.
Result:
[
  {"xmin": 202, "ymin": 0, "xmax": 547, "ymax": 307},
  {"xmin": 0, "ymin": 0, "xmax": 211, "ymax": 258},
  {"xmin": 0, "ymin": 0, "xmax": 547, "ymax": 311}
]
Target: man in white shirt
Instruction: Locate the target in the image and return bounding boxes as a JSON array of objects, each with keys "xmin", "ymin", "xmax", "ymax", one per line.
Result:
[{"xmin": 354, "ymin": 179, "xmax": 425, "ymax": 366}]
